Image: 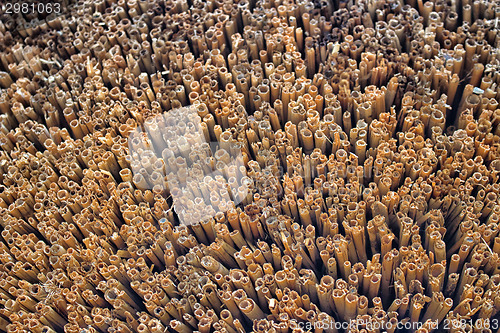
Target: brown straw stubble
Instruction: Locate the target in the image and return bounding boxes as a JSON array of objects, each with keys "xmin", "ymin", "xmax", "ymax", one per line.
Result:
[{"xmin": 0, "ymin": 0, "xmax": 500, "ymax": 332}]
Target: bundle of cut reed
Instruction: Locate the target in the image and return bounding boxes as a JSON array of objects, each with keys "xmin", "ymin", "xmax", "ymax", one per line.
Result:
[{"xmin": 0, "ymin": 0, "xmax": 499, "ymax": 332}]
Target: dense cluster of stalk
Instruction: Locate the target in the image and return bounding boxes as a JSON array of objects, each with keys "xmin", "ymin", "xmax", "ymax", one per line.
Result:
[{"xmin": 0, "ymin": 0, "xmax": 500, "ymax": 332}]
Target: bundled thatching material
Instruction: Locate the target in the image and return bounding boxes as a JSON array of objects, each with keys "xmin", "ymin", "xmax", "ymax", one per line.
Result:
[{"xmin": 0, "ymin": 0, "xmax": 500, "ymax": 332}]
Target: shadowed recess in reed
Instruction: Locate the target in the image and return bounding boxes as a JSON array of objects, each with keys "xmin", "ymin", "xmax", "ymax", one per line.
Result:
[{"xmin": 0, "ymin": 0, "xmax": 499, "ymax": 332}]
